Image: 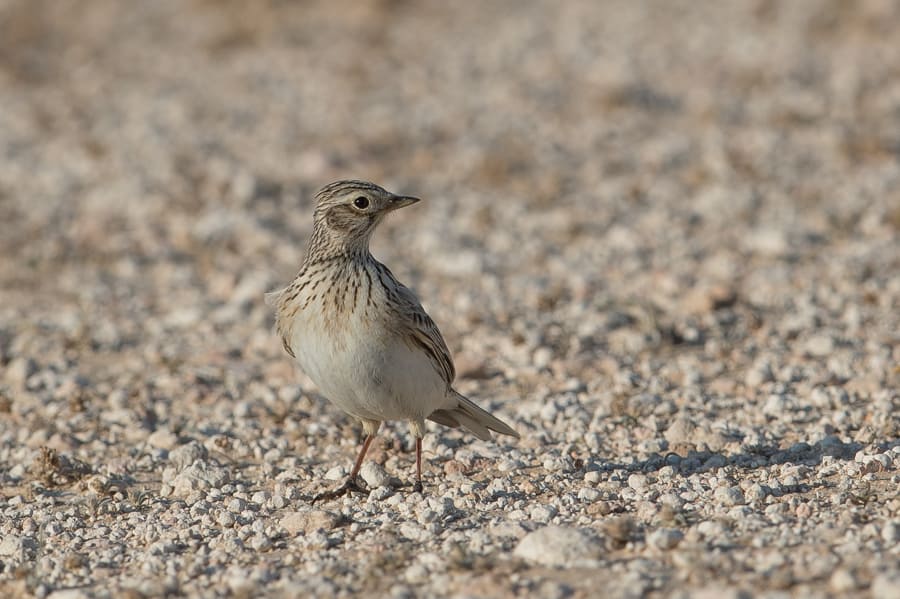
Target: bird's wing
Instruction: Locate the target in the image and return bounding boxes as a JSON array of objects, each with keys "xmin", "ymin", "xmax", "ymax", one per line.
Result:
[
  {"xmin": 393, "ymin": 281, "xmax": 456, "ymax": 387},
  {"xmin": 370, "ymin": 260, "xmax": 456, "ymax": 387},
  {"xmin": 265, "ymin": 287, "xmax": 296, "ymax": 357}
]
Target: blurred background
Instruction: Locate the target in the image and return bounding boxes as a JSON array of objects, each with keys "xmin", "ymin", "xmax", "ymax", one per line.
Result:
[
  {"xmin": 1, "ymin": 0, "xmax": 897, "ymax": 393},
  {"xmin": 3, "ymin": 0, "xmax": 900, "ymax": 488},
  {"xmin": 0, "ymin": 1, "xmax": 899, "ymax": 595}
]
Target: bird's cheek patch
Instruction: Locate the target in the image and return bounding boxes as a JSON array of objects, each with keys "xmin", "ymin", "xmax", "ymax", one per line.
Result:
[{"xmin": 325, "ymin": 207, "xmax": 356, "ymax": 232}]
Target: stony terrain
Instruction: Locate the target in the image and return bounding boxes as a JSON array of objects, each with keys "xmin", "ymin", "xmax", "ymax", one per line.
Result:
[{"xmin": 1, "ymin": 1, "xmax": 899, "ymax": 597}]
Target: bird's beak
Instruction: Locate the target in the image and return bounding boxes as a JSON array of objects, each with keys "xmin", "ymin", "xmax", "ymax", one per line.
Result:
[{"xmin": 388, "ymin": 195, "xmax": 421, "ymax": 210}]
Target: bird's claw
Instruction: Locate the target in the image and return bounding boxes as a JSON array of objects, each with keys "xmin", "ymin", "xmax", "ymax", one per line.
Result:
[{"xmin": 312, "ymin": 476, "xmax": 368, "ymax": 503}]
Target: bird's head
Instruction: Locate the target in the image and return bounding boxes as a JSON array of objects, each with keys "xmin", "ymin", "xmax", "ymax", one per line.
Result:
[{"xmin": 309, "ymin": 180, "xmax": 420, "ymax": 258}]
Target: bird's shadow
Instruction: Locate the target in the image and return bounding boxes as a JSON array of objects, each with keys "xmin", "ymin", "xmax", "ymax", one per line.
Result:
[{"xmin": 592, "ymin": 436, "xmax": 900, "ymax": 478}]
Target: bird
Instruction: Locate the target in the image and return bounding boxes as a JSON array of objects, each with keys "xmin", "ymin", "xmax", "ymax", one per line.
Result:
[{"xmin": 266, "ymin": 180, "xmax": 519, "ymax": 500}]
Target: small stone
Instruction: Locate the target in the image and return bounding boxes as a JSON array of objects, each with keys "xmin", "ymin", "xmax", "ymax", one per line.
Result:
[
  {"xmin": 763, "ymin": 394, "xmax": 789, "ymax": 417},
  {"xmin": 542, "ymin": 456, "xmax": 575, "ymax": 472},
  {"xmin": 217, "ymin": 511, "xmax": 235, "ymax": 528},
  {"xmin": 871, "ymin": 571, "xmax": 900, "ymax": 599},
  {"xmin": 578, "ymin": 488, "xmax": 601, "ymax": 502},
  {"xmin": 713, "ymin": 486, "xmax": 745, "ymax": 506},
  {"xmin": 861, "ymin": 453, "xmax": 892, "ymax": 472},
  {"xmin": 804, "ymin": 334, "xmax": 835, "ymax": 357},
  {"xmin": 664, "ymin": 415, "xmax": 696, "ymax": 446},
  {"xmin": 514, "ymin": 526, "xmax": 605, "ymax": 567},
  {"xmin": 249, "ymin": 534, "xmax": 271, "ymax": 551},
  {"xmin": 0, "ymin": 534, "xmax": 27, "ymax": 557},
  {"xmin": 745, "ymin": 228, "xmax": 788, "ymax": 255},
  {"xmin": 359, "ymin": 461, "xmax": 391, "ymax": 488},
  {"xmin": 647, "ymin": 528, "xmax": 683, "ymax": 550},
  {"xmin": 399, "ymin": 523, "xmax": 428, "ymax": 542},
  {"xmin": 745, "ymin": 361, "xmax": 774, "ymax": 387},
  {"xmin": 532, "ymin": 347, "xmax": 553, "ymax": 369},
  {"xmin": 882, "ymin": 521, "xmax": 900, "ymax": 544},
  {"xmin": 369, "ymin": 485, "xmax": 393, "ymax": 501},
  {"xmin": 280, "ymin": 510, "xmax": 339, "ymax": 535},
  {"xmin": 324, "ymin": 466, "xmax": 345, "ymax": 481},
  {"xmin": 170, "ymin": 462, "xmax": 229, "ymax": 497},
  {"xmin": 696, "ymin": 520, "xmax": 727, "ymax": 538},
  {"xmin": 168, "ymin": 441, "xmax": 208, "ymax": 471},
  {"xmin": 680, "ymin": 285, "xmax": 736, "ymax": 315},
  {"xmin": 530, "ymin": 504, "xmax": 558, "ymax": 522},
  {"xmin": 46, "ymin": 591, "xmax": 91, "ymax": 599},
  {"xmin": 404, "ymin": 563, "xmax": 429, "ymax": 585},
  {"xmin": 829, "ymin": 568, "xmax": 858, "ymax": 592},
  {"xmin": 6, "ymin": 357, "xmax": 36, "ymax": 387},
  {"xmin": 584, "ymin": 471, "xmax": 601, "ymax": 484},
  {"xmin": 443, "ymin": 460, "xmax": 467, "ymax": 476},
  {"xmin": 498, "ymin": 458, "xmax": 525, "ymax": 472},
  {"xmin": 147, "ymin": 429, "xmax": 179, "ymax": 450},
  {"xmin": 627, "ymin": 474, "xmax": 648, "ymax": 491}
]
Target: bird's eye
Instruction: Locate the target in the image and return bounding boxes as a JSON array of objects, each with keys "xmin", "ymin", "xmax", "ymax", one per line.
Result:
[{"xmin": 353, "ymin": 196, "xmax": 370, "ymax": 210}]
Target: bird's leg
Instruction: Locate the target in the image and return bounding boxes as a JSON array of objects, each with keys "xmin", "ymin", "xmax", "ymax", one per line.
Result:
[
  {"xmin": 313, "ymin": 434, "xmax": 375, "ymax": 502},
  {"xmin": 413, "ymin": 436, "xmax": 424, "ymax": 493}
]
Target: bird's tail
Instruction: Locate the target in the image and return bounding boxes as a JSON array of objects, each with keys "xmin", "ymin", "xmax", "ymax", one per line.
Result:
[{"xmin": 427, "ymin": 391, "xmax": 519, "ymax": 441}]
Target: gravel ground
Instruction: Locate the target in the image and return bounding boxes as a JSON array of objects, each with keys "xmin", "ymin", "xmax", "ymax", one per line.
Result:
[{"xmin": 1, "ymin": 1, "xmax": 899, "ymax": 597}]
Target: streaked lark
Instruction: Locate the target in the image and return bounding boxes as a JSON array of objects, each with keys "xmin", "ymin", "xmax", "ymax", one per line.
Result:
[{"xmin": 266, "ymin": 180, "xmax": 519, "ymax": 500}]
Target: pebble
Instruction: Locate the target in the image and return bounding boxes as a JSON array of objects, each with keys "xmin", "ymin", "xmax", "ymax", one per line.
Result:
[
  {"xmin": 147, "ymin": 429, "xmax": 179, "ymax": 450},
  {"xmin": 498, "ymin": 458, "xmax": 525, "ymax": 472},
  {"xmin": 280, "ymin": 511, "xmax": 340, "ymax": 535},
  {"xmin": 359, "ymin": 462, "xmax": 391, "ymax": 489},
  {"xmin": 829, "ymin": 568, "xmax": 859, "ymax": 593},
  {"xmin": 804, "ymin": 335, "xmax": 835, "ymax": 357},
  {"xmin": 882, "ymin": 521, "xmax": 900, "ymax": 544},
  {"xmin": 169, "ymin": 463, "xmax": 230, "ymax": 498},
  {"xmin": 168, "ymin": 442, "xmax": 208, "ymax": 471},
  {"xmin": 46, "ymin": 591, "xmax": 91, "ymax": 599},
  {"xmin": 368, "ymin": 486, "xmax": 393, "ymax": 501},
  {"xmin": 530, "ymin": 504, "xmax": 558, "ymax": 523},
  {"xmin": 6, "ymin": 357, "xmax": 36, "ymax": 387},
  {"xmin": 324, "ymin": 467, "xmax": 346, "ymax": 481},
  {"xmin": 744, "ymin": 361, "xmax": 774, "ymax": 387},
  {"xmin": 664, "ymin": 416, "xmax": 696, "ymax": 446},
  {"xmin": 514, "ymin": 526, "xmax": 606, "ymax": 567},
  {"xmin": 578, "ymin": 487, "xmax": 601, "ymax": 502},
  {"xmin": 713, "ymin": 487, "xmax": 745, "ymax": 507},
  {"xmin": 0, "ymin": 534, "xmax": 34, "ymax": 558},
  {"xmin": 217, "ymin": 511, "xmax": 235, "ymax": 528},
  {"xmin": 871, "ymin": 571, "xmax": 900, "ymax": 599},
  {"xmin": 628, "ymin": 474, "xmax": 649, "ymax": 491},
  {"xmin": 647, "ymin": 528, "xmax": 684, "ymax": 550}
]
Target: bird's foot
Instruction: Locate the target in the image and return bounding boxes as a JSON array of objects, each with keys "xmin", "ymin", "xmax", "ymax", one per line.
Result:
[
  {"xmin": 412, "ymin": 480, "xmax": 424, "ymax": 494},
  {"xmin": 312, "ymin": 476, "xmax": 368, "ymax": 503}
]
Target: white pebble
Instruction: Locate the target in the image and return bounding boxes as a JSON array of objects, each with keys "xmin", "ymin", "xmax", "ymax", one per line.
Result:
[
  {"xmin": 714, "ymin": 486, "xmax": 745, "ymax": 506},
  {"xmin": 647, "ymin": 528, "xmax": 683, "ymax": 550},
  {"xmin": 359, "ymin": 462, "xmax": 391, "ymax": 488},
  {"xmin": 514, "ymin": 526, "xmax": 604, "ymax": 567}
]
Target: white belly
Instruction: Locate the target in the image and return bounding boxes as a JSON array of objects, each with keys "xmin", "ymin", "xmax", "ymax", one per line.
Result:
[{"xmin": 289, "ymin": 299, "xmax": 449, "ymax": 423}]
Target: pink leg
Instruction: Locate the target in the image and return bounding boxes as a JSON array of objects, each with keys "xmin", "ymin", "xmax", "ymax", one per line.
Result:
[
  {"xmin": 313, "ymin": 434, "xmax": 376, "ymax": 502},
  {"xmin": 413, "ymin": 437, "xmax": 423, "ymax": 493}
]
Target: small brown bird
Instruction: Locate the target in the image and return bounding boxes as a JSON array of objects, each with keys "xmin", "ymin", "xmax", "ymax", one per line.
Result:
[{"xmin": 266, "ymin": 180, "xmax": 519, "ymax": 499}]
